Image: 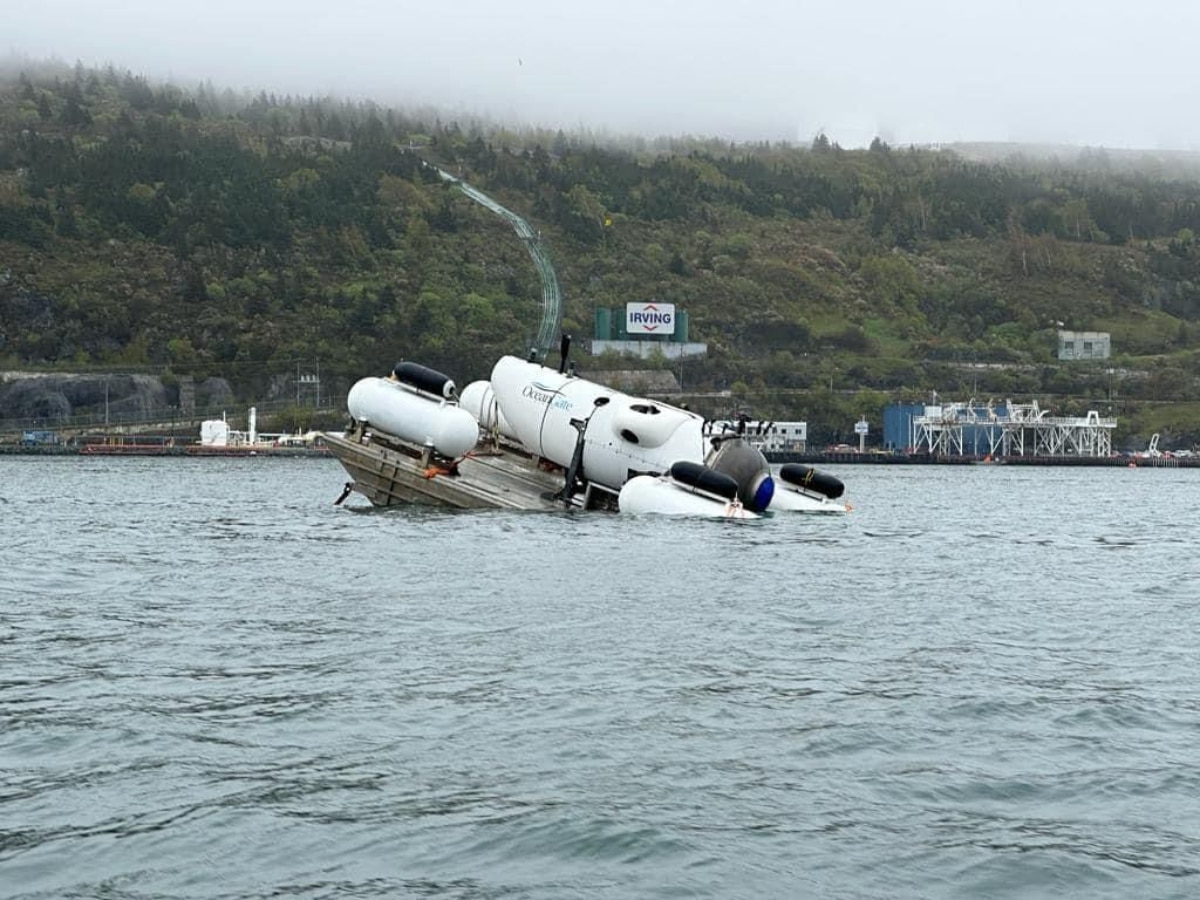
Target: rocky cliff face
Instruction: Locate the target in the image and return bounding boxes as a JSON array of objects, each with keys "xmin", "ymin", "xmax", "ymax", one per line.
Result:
[{"xmin": 0, "ymin": 372, "xmax": 233, "ymax": 422}]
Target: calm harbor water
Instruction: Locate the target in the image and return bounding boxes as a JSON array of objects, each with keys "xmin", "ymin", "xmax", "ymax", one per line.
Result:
[{"xmin": 2, "ymin": 456, "xmax": 1199, "ymax": 899}]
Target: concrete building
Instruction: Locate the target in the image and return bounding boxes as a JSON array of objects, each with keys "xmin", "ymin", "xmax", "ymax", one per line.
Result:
[
  {"xmin": 1057, "ymin": 330, "xmax": 1111, "ymax": 360},
  {"xmin": 591, "ymin": 303, "xmax": 708, "ymax": 360},
  {"xmin": 705, "ymin": 420, "xmax": 808, "ymax": 453}
]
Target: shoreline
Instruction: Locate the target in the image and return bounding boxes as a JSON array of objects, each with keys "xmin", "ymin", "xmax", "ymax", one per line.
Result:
[
  {"xmin": 765, "ymin": 451, "xmax": 1199, "ymax": 468},
  {"xmin": 0, "ymin": 444, "xmax": 332, "ymax": 458},
  {"xmin": 2, "ymin": 443, "xmax": 1192, "ymax": 467}
]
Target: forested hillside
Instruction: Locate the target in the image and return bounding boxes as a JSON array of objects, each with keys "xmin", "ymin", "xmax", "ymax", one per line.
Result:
[{"xmin": 3, "ymin": 62, "xmax": 1200, "ymax": 444}]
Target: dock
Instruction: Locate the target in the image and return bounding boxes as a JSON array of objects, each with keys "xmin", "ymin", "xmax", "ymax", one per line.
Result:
[{"xmin": 323, "ymin": 430, "xmax": 574, "ymax": 510}]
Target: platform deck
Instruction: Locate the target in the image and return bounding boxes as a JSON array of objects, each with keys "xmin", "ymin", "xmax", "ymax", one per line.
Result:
[{"xmin": 323, "ymin": 431, "xmax": 567, "ymax": 510}]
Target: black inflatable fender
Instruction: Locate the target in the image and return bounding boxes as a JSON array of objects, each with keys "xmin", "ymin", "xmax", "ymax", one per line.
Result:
[
  {"xmin": 779, "ymin": 463, "xmax": 845, "ymax": 499},
  {"xmin": 669, "ymin": 461, "xmax": 740, "ymax": 501},
  {"xmin": 393, "ymin": 361, "xmax": 457, "ymax": 400}
]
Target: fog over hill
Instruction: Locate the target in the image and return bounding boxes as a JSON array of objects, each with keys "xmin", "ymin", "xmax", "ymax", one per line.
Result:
[
  {"xmin": 945, "ymin": 142, "xmax": 1200, "ymax": 174},
  {"xmin": 767, "ymin": 137, "xmax": 1200, "ymax": 179},
  {"xmin": 7, "ymin": 51, "xmax": 1200, "ymax": 183},
  {"xmin": 6, "ymin": 0, "xmax": 1200, "ymax": 151}
]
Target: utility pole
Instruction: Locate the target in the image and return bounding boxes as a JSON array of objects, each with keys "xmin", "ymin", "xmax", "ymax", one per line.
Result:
[{"xmin": 296, "ymin": 367, "xmax": 321, "ymax": 407}]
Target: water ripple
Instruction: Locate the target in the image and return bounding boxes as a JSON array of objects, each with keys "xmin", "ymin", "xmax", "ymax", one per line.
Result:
[{"xmin": 3, "ymin": 459, "xmax": 1200, "ymax": 899}]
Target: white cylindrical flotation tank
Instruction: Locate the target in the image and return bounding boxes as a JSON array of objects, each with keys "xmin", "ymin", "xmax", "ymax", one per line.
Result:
[
  {"xmin": 618, "ymin": 474, "xmax": 760, "ymax": 518},
  {"xmin": 459, "ymin": 380, "xmax": 518, "ymax": 443},
  {"xmin": 769, "ymin": 486, "xmax": 850, "ymax": 513},
  {"xmin": 347, "ymin": 377, "xmax": 479, "ymax": 458}
]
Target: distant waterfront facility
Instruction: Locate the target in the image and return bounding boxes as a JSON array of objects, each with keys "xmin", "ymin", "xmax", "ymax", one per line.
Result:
[
  {"xmin": 705, "ymin": 420, "xmax": 808, "ymax": 454},
  {"xmin": 884, "ymin": 399, "xmax": 1115, "ymax": 458}
]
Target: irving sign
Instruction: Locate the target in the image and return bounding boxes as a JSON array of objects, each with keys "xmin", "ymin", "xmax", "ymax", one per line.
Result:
[{"xmin": 625, "ymin": 302, "xmax": 676, "ymax": 335}]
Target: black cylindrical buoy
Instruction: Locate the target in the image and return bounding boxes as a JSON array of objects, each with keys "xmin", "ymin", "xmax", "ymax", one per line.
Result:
[
  {"xmin": 779, "ymin": 463, "xmax": 844, "ymax": 499},
  {"xmin": 669, "ymin": 461, "xmax": 740, "ymax": 501},
  {"xmin": 393, "ymin": 361, "xmax": 457, "ymax": 400}
]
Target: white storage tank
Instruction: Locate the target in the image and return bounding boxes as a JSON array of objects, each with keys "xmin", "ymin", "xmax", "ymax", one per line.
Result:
[{"xmin": 200, "ymin": 420, "xmax": 229, "ymax": 447}]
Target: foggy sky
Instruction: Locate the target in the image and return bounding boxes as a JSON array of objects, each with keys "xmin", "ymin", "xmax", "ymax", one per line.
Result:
[{"xmin": 7, "ymin": 0, "xmax": 1200, "ymax": 150}]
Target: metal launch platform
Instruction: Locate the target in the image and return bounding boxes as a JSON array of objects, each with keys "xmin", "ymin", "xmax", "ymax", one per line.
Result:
[{"xmin": 323, "ymin": 427, "xmax": 603, "ymax": 511}]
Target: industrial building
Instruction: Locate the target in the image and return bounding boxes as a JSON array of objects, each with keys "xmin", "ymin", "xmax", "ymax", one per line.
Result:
[
  {"xmin": 884, "ymin": 398, "xmax": 1115, "ymax": 458},
  {"xmin": 591, "ymin": 302, "xmax": 708, "ymax": 360},
  {"xmin": 706, "ymin": 420, "xmax": 808, "ymax": 454},
  {"xmin": 1057, "ymin": 330, "xmax": 1111, "ymax": 360}
]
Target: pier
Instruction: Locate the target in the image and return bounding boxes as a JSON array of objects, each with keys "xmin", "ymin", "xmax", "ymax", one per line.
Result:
[{"xmin": 765, "ymin": 450, "xmax": 1198, "ymax": 467}]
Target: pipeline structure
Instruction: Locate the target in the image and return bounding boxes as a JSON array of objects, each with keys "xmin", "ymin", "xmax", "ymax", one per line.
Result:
[{"xmin": 433, "ymin": 167, "xmax": 563, "ymax": 361}]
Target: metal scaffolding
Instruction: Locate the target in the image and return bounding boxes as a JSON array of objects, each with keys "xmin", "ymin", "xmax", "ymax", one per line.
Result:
[{"xmin": 911, "ymin": 399, "xmax": 1116, "ymax": 458}]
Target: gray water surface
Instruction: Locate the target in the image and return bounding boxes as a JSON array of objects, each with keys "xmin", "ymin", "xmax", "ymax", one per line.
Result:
[{"xmin": 2, "ymin": 457, "xmax": 1199, "ymax": 899}]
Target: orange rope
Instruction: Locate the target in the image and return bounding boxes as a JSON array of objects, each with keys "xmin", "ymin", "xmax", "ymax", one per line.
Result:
[{"xmin": 422, "ymin": 450, "xmax": 475, "ymax": 479}]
